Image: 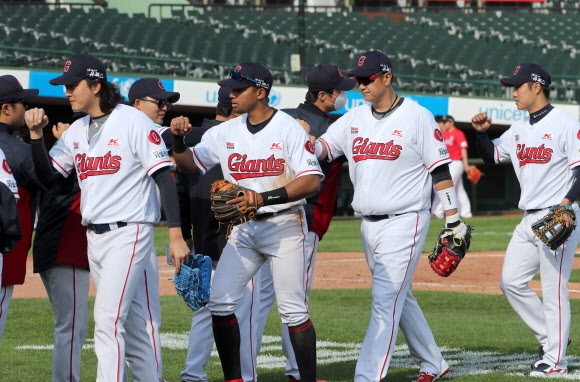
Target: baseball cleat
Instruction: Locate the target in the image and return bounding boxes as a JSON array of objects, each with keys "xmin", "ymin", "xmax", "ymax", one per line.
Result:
[
  {"xmin": 412, "ymin": 367, "xmax": 449, "ymax": 382},
  {"xmin": 288, "ymin": 378, "xmax": 327, "ymax": 382},
  {"xmin": 531, "ymin": 338, "xmax": 571, "ymax": 369},
  {"xmin": 525, "ymin": 363, "xmax": 566, "ymax": 377}
]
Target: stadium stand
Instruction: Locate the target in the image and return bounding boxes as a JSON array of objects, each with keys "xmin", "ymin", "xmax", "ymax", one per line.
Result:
[{"xmin": 0, "ymin": 2, "xmax": 579, "ymax": 102}]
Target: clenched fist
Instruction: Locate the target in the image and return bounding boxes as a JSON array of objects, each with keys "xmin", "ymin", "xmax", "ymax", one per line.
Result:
[{"xmin": 471, "ymin": 112, "xmax": 492, "ymax": 132}]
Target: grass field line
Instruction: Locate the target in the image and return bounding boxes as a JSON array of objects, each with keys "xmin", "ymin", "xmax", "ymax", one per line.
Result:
[{"xmin": 15, "ymin": 333, "xmax": 580, "ymax": 378}]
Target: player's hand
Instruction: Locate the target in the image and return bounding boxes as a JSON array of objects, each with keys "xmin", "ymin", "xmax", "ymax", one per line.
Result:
[
  {"xmin": 170, "ymin": 116, "xmax": 192, "ymax": 136},
  {"xmin": 296, "ymin": 119, "xmax": 310, "ymax": 134},
  {"xmin": 52, "ymin": 122, "xmax": 70, "ymax": 140},
  {"xmin": 471, "ymin": 112, "xmax": 492, "ymax": 132},
  {"xmin": 226, "ymin": 187, "xmax": 264, "ymax": 209},
  {"xmin": 169, "ymin": 227, "xmax": 190, "ymax": 274},
  {"xmin": 25, "ymin": 108, "xmax": 49, "ymax": 133}
]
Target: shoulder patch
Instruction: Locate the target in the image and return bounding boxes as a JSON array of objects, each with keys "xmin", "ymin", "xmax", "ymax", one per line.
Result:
[
  {"xmin": 434, "ymin": 129, "xmax": 443, "ymax": 142},
  {"xmin": 148, "ymin": 130, "xmax": 162, "ymax": 145},
  {"xmin": 2, "ymin": 159, "xmax": 12, "ymax": 175}
]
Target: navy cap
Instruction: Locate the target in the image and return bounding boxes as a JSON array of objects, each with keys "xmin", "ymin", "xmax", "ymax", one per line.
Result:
[
  {"xmin": 218, "ymin": 86, "xmax": 232, "ymax": 107},
  {"xmin": 128, "ymin": 78, "xmax": 180, "ymax": 104},
  {"xmin": 441, "ymin": 115, "xmax": 455, "ymax": 123},
  {"xmin": 50, "ymin": 54, "xmax": 107, "ymax": 86},
  {"xmin": 500, "ymin": 63, "xmax": 551, "ymax": 87},
  {"xmin": 0, "ymin": 75, "xmax": 39, "ymax": 104},
  {"xmin": 218, "ymin": 63, "xmax": 273, "ymax": 90},
  {"xmin": 346, "ymin": 50, "xmax": 392, "ymax": 77},
  {"xmin": 307, "ymin": 64, "xmax": 357, "ymax": 92}
]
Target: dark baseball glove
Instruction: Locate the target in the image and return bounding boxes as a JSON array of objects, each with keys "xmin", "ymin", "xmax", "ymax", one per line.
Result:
[
  {"xmin": 210, "ymin": 179, "xmax": 258, "ymax": 237},
  {"xmin": 428, "ymin": 221, "xmax": 473, "ymax": 277},
  {"xmin": 532, "ymin": 204, "xmax": 576, "ymax": 251},
  {"xmin": 173, "ymin": 254, "xmax": 212, "ymax": 311}
]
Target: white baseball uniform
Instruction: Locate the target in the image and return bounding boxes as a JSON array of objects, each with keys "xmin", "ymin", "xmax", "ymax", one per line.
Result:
[
  {"xmin": 319, "ymin": 98, "xmax": 450, "ymax": 381},
  {"xmin": 491, "ymin": 107, "xmax": 580, "ymax": 370},
  {"xmin": 0, "ymin": 148, "xmax": 18, "ymax": 341},
  {"xmin": 191, "ymin": 110, "xmax": 323, "ymax": 324},
  {"xmin": 48, "ymin": 104, "xmax": 172, "ymax": 382}
]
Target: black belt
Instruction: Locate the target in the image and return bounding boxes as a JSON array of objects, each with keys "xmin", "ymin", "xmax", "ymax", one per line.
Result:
[
  {"xmin": 87, "ymin": 222, "xmax": 127, "ymax": 234},
  {"xmin": 364, "ymin": 213, "xmax": 404, "ymax": 222},
  {"xmin": 526, "ymin": 207, "xmax": 550, "ymax": 214},
  {"xmin": 254, "ymin": 208, "xmax": 292, "ymax": 221}
]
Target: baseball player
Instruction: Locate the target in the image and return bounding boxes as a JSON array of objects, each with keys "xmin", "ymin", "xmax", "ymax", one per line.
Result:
[
  {"xmin": 26, "ymin": 54, "xmax": 189, "ymax": 382},
  {"xmin": 171, "ymin": 62, "xmax": 324, "ymax": 382},
  {"xmin": 315, "ymin": 50, "xmax": 459, "ymax": 382},
  {"xmin": 128, "ymin": 77, "xmax": 182, "ymax": 381},
  {"xmin": 0, "ymin": 147, "xmax": 19, "ymax": 330},
  {"xmin": 175, "ymin": 86, "xmax": 262, "ymax": 382},
  {"xmin": 471, "ymin": 63, "xmax": 580, "ymax": 377},
  {"xmin": 28, "ymin": 119, "xmax": 90, "ymax": 382},
  {"xmin": 431, "ymin": 115, "xmax": 472, "ymax": 219},
  {"xmin": 252, "ymin": 64, "xmax": 356, "ymax": 382},
  {"xmin": 0, "ymin": 75, "xmax": 43, "ymax": 340}
]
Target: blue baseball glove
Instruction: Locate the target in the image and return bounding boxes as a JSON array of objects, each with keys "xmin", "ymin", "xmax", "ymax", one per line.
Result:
[{"xmin": 173, "ymin": 254, "xmax": 212, "ymax": 311}]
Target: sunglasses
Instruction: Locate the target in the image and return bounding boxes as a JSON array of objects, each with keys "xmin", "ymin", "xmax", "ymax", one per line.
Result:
[
  {"xmin": 355, "ymin": 72, "xmax": 385, "ymax": 86},
  {"xmin": 140, "ymin": 98, "xmax": 171, "ymax": 109},
  {"xmin": 10, "ymin": 99, "xmax": 28, "ymax": 109},
  {"xmin": 230, "ymin": 69, "xmax": 270, "ymax": 90}
]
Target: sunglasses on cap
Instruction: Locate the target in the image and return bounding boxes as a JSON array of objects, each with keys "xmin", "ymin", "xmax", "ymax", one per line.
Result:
[
  {"xmin": 230, "ymin": 69, "xmax": 270, "ymax": 89},
  {"xmin": 355, "ymin": 72, "xmax": 385, "ymax": 86},
  {"xmin": 139, "ymin": 98, "xmax": 171, "ymax": 109}
]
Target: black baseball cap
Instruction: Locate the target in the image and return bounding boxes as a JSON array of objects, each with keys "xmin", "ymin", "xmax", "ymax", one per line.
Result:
[
  {"xmin": 307, "ymin": 64, "xmax": 357, "ymax": 92},
  {"xmin": 218, "ymin": 63, "xmax": 273, "ymax": 91},
  {"xmin": 441, "ymin": 115, "xmax": 455, "ymax": 123},
  {"xmin": 128, "ymin": 78, "xmax": 180, "ymax": 104},
  {"xmin": 500, "ymin": 63, "xmax": 551, "ymax": 87},
  {"xmin": 0, "ymin": 75, "xmax": 39, "ymax": 104},
  {"xmin": 346, "ymin": 50, "xmax": 392, "ymax": 77},
  {"xmin": 50, "ymin": 54, "xmax": 107, "ymax": 86},
  {"xmin": 218, "ymin": 86, "xmax": 232, "ymax": 107}
]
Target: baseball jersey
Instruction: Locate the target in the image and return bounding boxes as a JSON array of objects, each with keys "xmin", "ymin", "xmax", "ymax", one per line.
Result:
[
  {"xmin": 191, "ymin": 110, "xmax": 324, "ymax": 214},
  {"xmin": 49, "ymin": 104, "xmax": 172, "ymax": 225},
  {"xmin": 443, "ymin": 128, "xmax": 468, "ymax": 161},
  {"xmin": 492, "ymin": 107, "xmax": 580, "ymax": 210},
  {"xmin": 0, "ymin": 149, "xmax": 18, "ymax": 199},
  {"xmin": 319, "ymin": 98, "xmax": 451, "ymax": 215}
]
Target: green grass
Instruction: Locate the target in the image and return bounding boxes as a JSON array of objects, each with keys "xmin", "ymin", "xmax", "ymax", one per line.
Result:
[
  {"xmin": 3, "ymin": 291, "xmax": 580, "ymax": 381},
  {"xmin": 154, "ymin": 215, "xmax": 523, "ymax": 255}
]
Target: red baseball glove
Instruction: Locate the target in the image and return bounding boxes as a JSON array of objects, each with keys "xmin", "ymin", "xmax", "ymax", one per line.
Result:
[{"xmin": 428, "ymin": 222, "xmax": 473, "ymax": 277}]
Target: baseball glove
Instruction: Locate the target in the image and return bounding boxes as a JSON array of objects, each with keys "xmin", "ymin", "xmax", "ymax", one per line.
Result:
[
  {"xmin": 467, "ymin": 166, "xmax": 483, "ymax": 184},
  {"xmin": 210, "ymin": 179, "xmax": 258, "ymax": 237},
  {"xmin": 531, "ymin": 204, "xmax": 577, "ymax": 251},
  {"xmin": 428, "ymin": 222, "xmax": 473, "ymax": 277},
  {"xmin": 174, "ymin": 253, "xmax": 212, "ymax": 311}
]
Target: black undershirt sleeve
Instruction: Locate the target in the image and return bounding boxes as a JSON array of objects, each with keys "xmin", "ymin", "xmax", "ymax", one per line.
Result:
[
  {"xmin": 565, "ymin": 167, "xmax": 580, "ymax": 202},
  {"xmin": 476, "ymin": 131, "xmax": 496, "ymax": 165},
  {"xmin": 431, "ymin": 163, "xmax": 452, "ymax": 184},
  {"xmin": 151, "ymin": 167, "xmax": 181, "ymax": 229},
  {"xmin": 30, "ymin": 137, "xmax": 64, "ymax": 184}
]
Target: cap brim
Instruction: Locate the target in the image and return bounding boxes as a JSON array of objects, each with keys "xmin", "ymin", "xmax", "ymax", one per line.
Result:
[
  {"xmin": 335, "ymin": 77, "xmax": 357, "ymax": 91},
  {"xmin": 499, "ymin": 77, "xmax": 526, "ymax": 87},
  {"xmin": 345, "ymin": 68, "xmax": 378, "ymax": 77},
  {"xmin": 18, "ymin": 89, "xmax": 39, "ymax": 99},
  {"xmin": 218, "ymin": 78, "xmax": 253, "ymax": 90},
  {"xmin": 49, "ymin": 75, "xmax": 84, "ymax": 86},
  {"xmin": 150, "ymin": 90, "xmax": 180, "ymax": 103}
]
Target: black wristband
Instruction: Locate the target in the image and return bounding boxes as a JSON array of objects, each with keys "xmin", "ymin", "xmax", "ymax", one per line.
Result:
[
  {"xmin": 172, "ymin": 134, "xmax": 187, "ymax": 154},
  {"xmin": 261, "ymin": 187, "xmax": 289, "ymax": 206}
]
